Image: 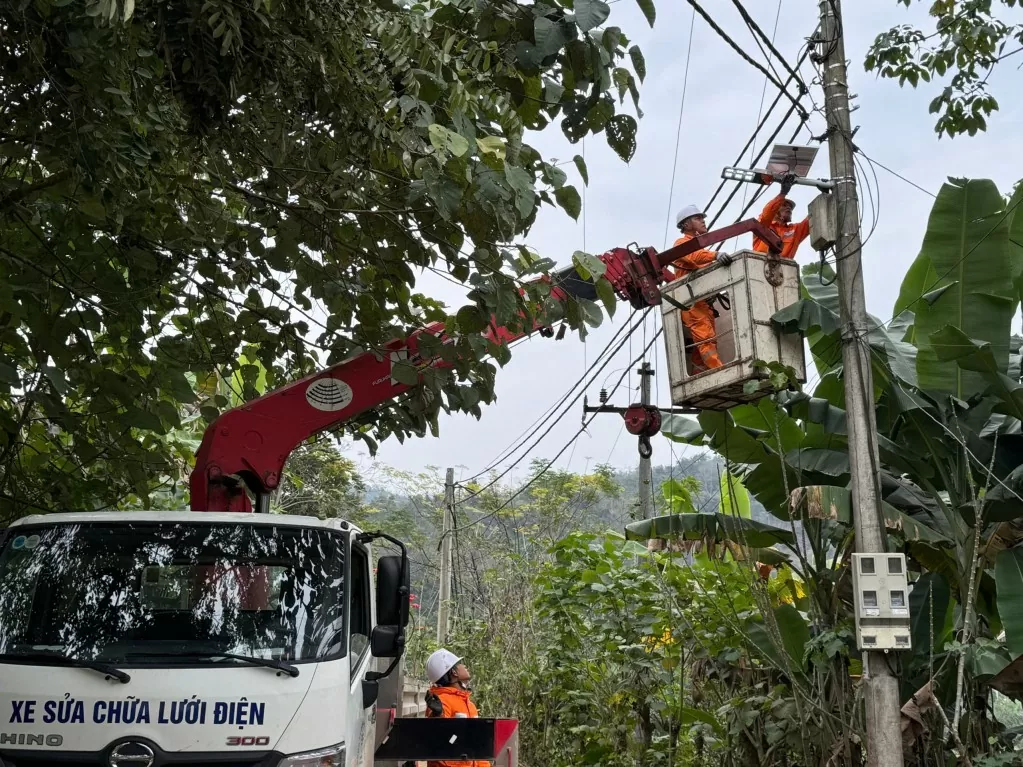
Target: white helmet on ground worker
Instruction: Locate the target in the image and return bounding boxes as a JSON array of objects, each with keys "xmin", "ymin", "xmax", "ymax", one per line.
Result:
[
  {"xmin": 675, "ymin": 204, "xmax": 705, "ymax": 228},
  {"xmin": 426, "ymin": 648, "xmax": 461, "ymax": 684}
]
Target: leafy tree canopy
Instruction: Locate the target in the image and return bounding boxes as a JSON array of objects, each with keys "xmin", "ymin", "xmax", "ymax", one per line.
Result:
[
  {"xmin": 866, "ymin": 0, "xmax": 1023, "ymax": 137},
  {"xmin": 0, "ymin": 0, "xmax": 649, "ymax": 518}
]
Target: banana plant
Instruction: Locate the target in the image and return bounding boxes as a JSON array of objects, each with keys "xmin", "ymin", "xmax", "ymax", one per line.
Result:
[{"xmin": 660, "ymin": 178, "xmax": 1023, "ymax": 744}]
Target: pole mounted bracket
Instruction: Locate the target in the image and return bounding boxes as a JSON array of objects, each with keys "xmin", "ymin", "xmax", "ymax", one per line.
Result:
[{"xmin": 584, "ymin": 399, "xmax": 669, "ymax": 459}]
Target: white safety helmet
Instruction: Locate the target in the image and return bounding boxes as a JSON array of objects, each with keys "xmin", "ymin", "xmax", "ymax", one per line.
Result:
[
  {"xmin": 675, "ymin": 204, "xmax": 705, "ymax": 228},
  {"xmin": 426, "ymin": 648, "xmax": 461, "ymax": 684}
]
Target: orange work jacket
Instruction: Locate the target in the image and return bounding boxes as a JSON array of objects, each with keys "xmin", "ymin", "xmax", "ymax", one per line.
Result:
[
  {"xmin": 752, "ymin": 194, "xmax": 809, "ymax": 259},
  {"xmin": 671, "ymin": 234, "xmax": 724, "ymax": 370},
  {"xmin": 425, "ymin": 686, "xmax": 489, "ymax": 767}
]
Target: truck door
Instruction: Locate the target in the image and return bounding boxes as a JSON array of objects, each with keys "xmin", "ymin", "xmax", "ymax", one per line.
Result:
[{"xmin": 347, "ymin": 537, "xmax": 375, "ymax": 765}]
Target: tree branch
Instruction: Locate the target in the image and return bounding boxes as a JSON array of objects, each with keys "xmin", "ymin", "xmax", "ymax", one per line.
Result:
[{"xmin": 0, "ymin": 169, "xmax": 72, "ymax": 209}]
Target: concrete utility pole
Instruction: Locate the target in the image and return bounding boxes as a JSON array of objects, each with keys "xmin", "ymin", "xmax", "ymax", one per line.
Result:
[
  {"xmin": 582, "ymin": 362, "xmax": 661, "ymax": 518},
  {"xmin": 436, "ymin": 467, "xmax": 454, "ymax": 645},
  {"xmin": 638, "ymin": 362, "xmax": 654, "ymax": 520},
  {"xmin": 818, "ymin": 1, "xmax": 904, "ymax": 763}
]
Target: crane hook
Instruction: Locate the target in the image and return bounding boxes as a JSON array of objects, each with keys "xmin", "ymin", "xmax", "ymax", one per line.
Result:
[{"xmin": 638, "ymin": 434, "xmax": 653, "ymax": 459}]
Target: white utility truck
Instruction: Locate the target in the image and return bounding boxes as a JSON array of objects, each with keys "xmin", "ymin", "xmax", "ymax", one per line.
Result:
[{"xmin": 0, "ymin": 512, "xmax": 415, "ymax": 767}]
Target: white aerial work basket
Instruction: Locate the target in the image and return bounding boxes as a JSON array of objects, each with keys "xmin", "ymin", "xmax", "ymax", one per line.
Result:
[{"xmin": 660, "ymin": 250, "xmax": 806, "ymax": 411}]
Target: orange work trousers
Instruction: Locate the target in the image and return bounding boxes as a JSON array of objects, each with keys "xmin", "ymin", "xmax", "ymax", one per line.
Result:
[{"xmin": 681, "ymin": 300, "xmax": 723, "ymax": 372}]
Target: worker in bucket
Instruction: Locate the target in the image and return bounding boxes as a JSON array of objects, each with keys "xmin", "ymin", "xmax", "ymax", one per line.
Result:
[
  {"xmin": 671, "ymin": 205, "xmax": 732, "ymax": 372},
  {"xmin": 752, "ymin": 173, "xmax": 810, "ymax": 260},
  {"xmin": 424, "ymin": 648, "xmax": 489, "ymax": 767}
]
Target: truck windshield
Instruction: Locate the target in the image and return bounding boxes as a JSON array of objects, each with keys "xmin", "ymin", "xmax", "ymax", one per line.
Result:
[{"xmin": 0, "ymin": 522, "xmax": 345, "ymax": 664}]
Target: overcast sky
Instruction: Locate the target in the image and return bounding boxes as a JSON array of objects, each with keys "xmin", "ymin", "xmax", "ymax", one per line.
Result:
[{"xmin": 352, "ymin": 0, "xmax": 1023, "ymax": 488}]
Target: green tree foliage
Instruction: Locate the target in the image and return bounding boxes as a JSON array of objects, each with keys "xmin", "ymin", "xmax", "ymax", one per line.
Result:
[
  {"xmin": 866, "ymin": 1, "xmax": 1023, "ymax": 137},
  {"xmin": 527, "ymin": 525, "xmax": 843, "ymax": 766},
  {"xmin": 0, "ymin": 0, "xmax": 648, "ymax": 520},
  {"xmin": 274, "ymin": 440, "xmax": 366, "ymax": 521},
  {"xmin": 432, "ymin": 463, "xmax": 840, "ymax": 765},
  {"xmin": 401, "ymin": 462, "xmax": 626, "ymax": 742},
  {"xmin": 461, "ymin": 458, "xmax": 623, "ymax": 550}
]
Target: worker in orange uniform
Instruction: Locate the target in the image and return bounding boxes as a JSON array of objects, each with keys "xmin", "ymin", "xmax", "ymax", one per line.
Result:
[
  {"xmin": 423, "ymin": 649, "xmax": 489, "ymax": 767},
  {"xmin": 752, "ymin": 174, "xmax": 810, "ymax": 259},
  {"xmin": 671, "ymin": 204, "xmax": 733, "ymax": 372}
]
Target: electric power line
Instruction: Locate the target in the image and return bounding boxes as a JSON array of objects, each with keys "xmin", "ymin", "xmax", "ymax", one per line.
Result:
[
  {"xmin": 730, "ymin": 0, "xmax": 807, "ymax": 96},
  {"xmin": 860, "ymin": 153, "xmax": 936, "ymax": 199},
  {"xmin": 662, "ymin": 6, "xmax": 698, "ymax": 251},
  {"xmin": 456, "ymin": 324, "xmax": 663, "ymax": 530},
  {"xmin": 686, "ymin": 0, "xmax": 809, "ymax": 123},
  {"xmin": 456, "ymin": 309, "xmax": 653, "ymax": 503},
  {"xmin": 460, "ymin": 317, "xmax": 634, "ymax": 483}
]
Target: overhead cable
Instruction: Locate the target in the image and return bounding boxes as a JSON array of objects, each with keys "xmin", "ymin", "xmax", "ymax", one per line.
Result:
[
  {"xmin": 703, "ymin": 45, "xmax": 813, "ymax": 216},
  {"xmin": 455, "ymin": 325, "xmax": 664, "ymax": 529},
  {"xmin": 662, "ymin": 6, "xmax": 699, "ymax": 250},
  {"xmin": 860, "ymin": 154, "xmax": 936, "ymax": 199},
  {"xmin": 707, "ymin": 107, "xmax": 808, "ymax": 228},
  {"xmin": 460, "ymin": 317, "xmax": 633, "ymax": 483},
  {"xmin": 456, "ymin": 309, "xmax": 653, "ymax": 504},
  {"xmin": 730, "ymin": 0, "xmax": 807, "ymax": 95},
  {"xmin": 685, "ymin": 0, "xmax": 809, "ymax": 122},
  {"xmin": 736, "ymin": 0, "xmax": 784, "ymax": 241}
]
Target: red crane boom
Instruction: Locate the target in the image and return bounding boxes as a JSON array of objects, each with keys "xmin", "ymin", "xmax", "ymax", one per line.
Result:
[{"xmin": 189, "ymin": 220, "xmax": 781, "ymax": 512}]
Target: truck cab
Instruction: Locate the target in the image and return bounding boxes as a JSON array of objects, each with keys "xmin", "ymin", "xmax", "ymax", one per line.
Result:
[{"xmin": 0, "ymin": 511, "xmax": 409, "ymax": 767}]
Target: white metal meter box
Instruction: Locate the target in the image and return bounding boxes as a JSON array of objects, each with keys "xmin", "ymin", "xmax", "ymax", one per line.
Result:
[
  {"xmin": 660, "ymin": 250, "xmax": 806, "ymax": 410},
  {"xmin": 851, "ymin": 553, "xmax": 912, "ymax": 651}
]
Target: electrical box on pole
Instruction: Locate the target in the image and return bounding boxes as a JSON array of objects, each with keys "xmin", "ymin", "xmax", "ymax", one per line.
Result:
[
  {"xmin": 660, "ymin": 251, "xmax": 805, "ymax": 410},
  {"xmin": 851, "ymin": 553, "xmax": 912, "ymax": 652},
  {"xmin": 809, "ymin": 193, "xmax": 839, "ymax": 252}
]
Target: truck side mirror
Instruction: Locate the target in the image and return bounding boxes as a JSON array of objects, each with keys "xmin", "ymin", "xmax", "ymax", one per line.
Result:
[
  {"xmin": 359, "ymin": 532, "xmax": 411, "ymax": 668},
  {"xmin": 376, "ymin": 554, "xmax": 410, "ymax": 628},
  {"xmin": 370, "ymin": 625, "xmax": 405, "ymax": 658}
]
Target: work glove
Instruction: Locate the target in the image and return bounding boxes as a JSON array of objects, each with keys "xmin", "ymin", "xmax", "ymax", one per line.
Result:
[
  {"xmin": 779, "ymin": 172, "xmax": 796, "ymax": 196},
  {"xmin": 715, "ymin": 252, "xmax": 733, "ymax": 266}
]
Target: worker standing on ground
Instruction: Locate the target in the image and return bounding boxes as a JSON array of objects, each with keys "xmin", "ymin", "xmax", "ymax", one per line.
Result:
[
  {"xmin": 424, "ymin": 649, "xmax": 489, "ymax": 767},
  {"xmin": 671, "ymin": 205, "xmax": 733, "ymax": 372},
  {"xmin": 752, "ymin": 174, "xmax": 810, "ymax": 260}
]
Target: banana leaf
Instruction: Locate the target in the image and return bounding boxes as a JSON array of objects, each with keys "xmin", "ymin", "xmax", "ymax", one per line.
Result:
[
  {"xmin": 1007, "ymin": 181, "xmax": 1023, "ymax": 284},
  {"xmin": 659, "ymin": 413, "xmax": 704, "ymax": 444},
  {"xmin": 996, "ymin": 547, "xmax": 1023, "ymax": 656},
  {"xmin": 989, "ymin": 654, "xmax": 1023, "ymax": 701},
  {"xmin": 900, "ymin": 179, "xmax": 1016, "ymax": 398},
  {"xmin": 790, "ymin": 485, "xmax": 950, "ymax": 545},
  {"xmin": 718, "ymin": 470, "xmax": 751, "ymax": 519},
  {"xmin": 967, "ymin": 640, "xmax": 1015, "ymax": 685},
  {"xmin": 624, "ymin": 513, "xmax": 795, "ymax": 549},
  {"xmin": 745, "ymin": 604, "xmax": 810, "ymax": 679},
  {"xmin": 984, "ymin": 465, "xmax": 1023, "ymax": 523},
  {"xmin": 773, "ymin": 274, "xmax": 922, "ymax": 391},
  {"xmin": 930, "ymin": 325, "xmax": 1023, "ymax": 422}
]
